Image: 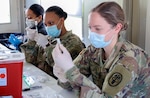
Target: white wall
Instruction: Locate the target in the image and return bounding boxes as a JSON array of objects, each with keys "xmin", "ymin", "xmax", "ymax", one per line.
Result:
[
  {"xmin": 131, "ymin": 0, "xmax": 148, "ymax": 50},
  {"xmin": 25, "ymin": 0, "xmax": 41, "ymax": 8},
  {"xmin": 145, "ymin": 0, "xmax": 150, "ymax": 54}
]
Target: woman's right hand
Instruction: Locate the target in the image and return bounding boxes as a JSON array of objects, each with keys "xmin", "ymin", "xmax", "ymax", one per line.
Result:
[
  {"xmin": 26, "ymin": 27, "xmax": 37, "ymax": 40},
  {"xmin": 34, "ymin": 33, "xmax": 49, "ymax": 48},
  {"xmin": 52, "ymin": 43, "xmax": 75, "ymax": 72}
]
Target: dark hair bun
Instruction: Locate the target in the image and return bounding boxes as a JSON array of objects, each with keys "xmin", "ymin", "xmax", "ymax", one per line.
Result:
[
  {"xmin": 46, "ymin": 6, "xmax": 68, "ymax": 20},
  {"xmin": 63, "ymin": 11, "xmax": 67, "ymax": 20},
  {"xmin": 29, "ymin": 4, "xmax": 44, "ymax": 17}
]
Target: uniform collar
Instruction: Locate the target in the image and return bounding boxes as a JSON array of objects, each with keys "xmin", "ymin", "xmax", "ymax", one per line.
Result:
[{"xmin": 104, "ymin": 34, "xmax": 125, "ymax": 69}]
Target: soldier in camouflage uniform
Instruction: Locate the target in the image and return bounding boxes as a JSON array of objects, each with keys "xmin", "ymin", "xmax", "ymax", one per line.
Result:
[
  {"xmin": 20, "ymin": 4, "xmax": 47, "ymax": 66},
  {"xmin": 21, "ymin": 6, "xmax": 85, "ymax": 78},
  {"xmin": 52, "ymin": 1, "xmax": 150, "ymax": 98},
  {"xmin": 9, "ymin": 4, "xmax": 47, "ymax": 52}
]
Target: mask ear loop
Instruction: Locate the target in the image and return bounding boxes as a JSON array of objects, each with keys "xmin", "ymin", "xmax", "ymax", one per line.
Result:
[
  {"xmin": 56, "ymin": 19, "xmax": 61, "ymax": 26},
  {"xmin": 56, "ymin": 19, "xmax": 63, "ymax": 30},
  {"xmin": 105, "ymin": 29, "xmax": 115, "ymax": 43},
  {"xmin": 104, "ymin": 28, "xmax": 113, "ymax": 36}
]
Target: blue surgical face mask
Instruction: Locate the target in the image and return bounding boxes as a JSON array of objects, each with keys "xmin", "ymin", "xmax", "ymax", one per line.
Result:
[
  {"xmin": 26, "ymin": 18, "xmax": 37, "ymax": 28},
  {"xmin": 88, "ymin": 30, "xmax": 113, "ymax": 48},
  {"xmin": 46, "ymin": 25, "xmax": 61, "ymax": 38},
  {"xmin": 46, "ymin": 19, "xmax": 62, "ymax": 38}
]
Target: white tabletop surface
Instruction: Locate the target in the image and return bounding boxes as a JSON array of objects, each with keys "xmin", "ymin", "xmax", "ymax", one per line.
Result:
[
  {"xmin": 0, "ymin": 43, "xmax": 10, "ymax": 51},
  {"xmin": 22, "ymin": 61, "xmax": 77, "ymax": 98}
]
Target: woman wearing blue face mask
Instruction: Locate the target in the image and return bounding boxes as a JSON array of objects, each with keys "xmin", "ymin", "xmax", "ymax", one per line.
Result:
[
  {"xmin": 33, "ymin": 6, "xmax": 85, "ymax": 78},
  {"xmin": 52, "ymin": 1, "xmax": 150, "ymax": 98},
  {"xmin": 88, "ymin": 28, "xmax": 115, "ymax": 48},
  {"xmin": 44, "ymin": 6, "xmax": 67, "ymax": 38},
  {"xmin": 25, "ymin": 4, "xmax": 47, "ymax": 35},
  {"xmin": 20, "ymin": 4, "xmax": 49, "ymax": 68},
  {"xmin": 9, "ymin": 4, "xmax": 47, "ymax": 51},
  {"xmin": 45, "ymin": 18, "xmax": 62, "ymax": 38}
]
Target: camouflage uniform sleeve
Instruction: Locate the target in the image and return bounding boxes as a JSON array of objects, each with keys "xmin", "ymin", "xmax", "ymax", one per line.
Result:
[
  {"xmin": 66, "ymin": 66, "xmax": 109, "ymax": 98},
  {"xmin": 20, "ymin": 40, "xmax": 45, "ymax": 66},
  {"xmin": 43, "ymin": 45, "xmax": 57, "ymax": 78},
  {"xmin": 20, "ymin": 40, "xmax": 38, "ymax": 64},
  {"xmin": 64, "ymin": 35, "xmax": 85, "ymax": 60},
  {"xmin": 36, "ymin": 46, "xmax": 45, "ymax": 69},
  {"xmin": 45, "ymin": 45, "xmax": 55, "ymax": 66},
  {"xmin": 117, "ymin": 46, "xmax": 150, "ymax": 97}
]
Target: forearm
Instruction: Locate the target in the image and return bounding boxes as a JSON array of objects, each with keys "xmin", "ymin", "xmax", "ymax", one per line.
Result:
[
  {"xmin": 36, "ymin": 46, "xmax": 45, "ymax": 63},
  {"xmin": 57, "ymin": 78, "xmax": 83, "ymax": 97},
  {"xmin": 66, "ymin": 66, "xmax": 109, "ymax": 98},
  {"xmin": 80, "ymin": 87, "xmax": 108, "ymax": 98},
  {"xmin": 45, "ymin": 45, "xmax": 55, "ymax": 67},
  {"xmin": 57, "ymin": 80, "xmax": 73, "ymax": 91},
  {"xmin": 20, "ymin": 40, "xmax": 38, "ymax": 64}
]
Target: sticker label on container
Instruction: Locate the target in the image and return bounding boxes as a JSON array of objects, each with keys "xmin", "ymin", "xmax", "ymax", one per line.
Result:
[
  {"xmin": 0, "ymin": 68, "xmax": 7, "ymax": 86},
  {"xmin": 0, "ymin": 96, "xmax": 13, "ymax": 98}
]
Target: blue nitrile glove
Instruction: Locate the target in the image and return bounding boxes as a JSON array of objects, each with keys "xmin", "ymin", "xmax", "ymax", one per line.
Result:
[{"xmin": 8, "ymin": 34, "xmax": 22, "ymax": 47}]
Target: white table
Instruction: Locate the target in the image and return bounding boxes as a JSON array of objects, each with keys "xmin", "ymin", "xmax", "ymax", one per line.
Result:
[
  {"xmin": 0, "ymin": 43, "xmax": 10, "ymax": 51},
  {"xmin": 22, "ymin": 62, "xmax": 77, "ymax": 98},
  {"xmin": 0, "ymin": 43, "xmax": 76, "ymax": 98}
]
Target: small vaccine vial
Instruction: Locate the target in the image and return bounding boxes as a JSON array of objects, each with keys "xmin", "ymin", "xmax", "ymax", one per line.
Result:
[
  {"xmin": 52, "ymin": 38, "xmax": 61, "ymax": 44},
  {"xmin": 55, "ymin": 38, "xmax": 63, "ymax": 53},
  {"xmin": 56, "ymin": 38, "xmax": 61, "ymax": 44},
  {"xmin": 35, "ymin": 21, "xmax": 38, "ymax": 32}
]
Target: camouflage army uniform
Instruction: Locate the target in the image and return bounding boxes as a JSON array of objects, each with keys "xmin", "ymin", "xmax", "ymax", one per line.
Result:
[
  {"xmin": 20, "ymin": 21, "xmax": 47, "ymax": 66},
  {"xmin": 20, "ymin": 40, "xmax": 45, "ymax": 66},
  {"xmin": 44, "ymin": 30, "xmax": 85, "ymax": 77},
  {"xmin": 21, "ymin": 30, "xmax": 85, "ymax": 78},
  {"xmin": 58, "ymin": 35, "xmax": 150, "ymax": 98},
  {"xmin": 17, "ymin": 21, "xmax": 47, "ymax": 52}
]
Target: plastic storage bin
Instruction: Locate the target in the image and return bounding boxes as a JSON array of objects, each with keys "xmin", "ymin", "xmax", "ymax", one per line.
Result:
[{"xmin": 0, "ymin": 50, "xmax": 24, "ymax": 98}]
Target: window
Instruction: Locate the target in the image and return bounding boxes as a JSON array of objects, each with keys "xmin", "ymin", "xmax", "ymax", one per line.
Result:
[
  {"xmin": 0, "ymin": 0, "xmax": 10, "ymax": 24},
  {"xmin": 0, "ymin": 0, "xmax": 21, "ymax": 33},
  {"xmin": 40, "ymin": 0, "xmax": 83, "ymax": 40}
]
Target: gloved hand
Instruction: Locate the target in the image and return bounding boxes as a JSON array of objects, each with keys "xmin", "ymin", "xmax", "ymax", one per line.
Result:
[
  {"xmin": 53, "ymin": 65, "xmax": 68, "ymax": 83},
  {"xmin": 26, "ymin": 27, "xmax": 37, "ymax": 40},
  {"xmin": 34, "ymin": 33, "xmax": 49, "ymax": 48},
  {"xmin": 52, "ymin": 43, "xmax": 74, "ymax": 72},
  {"xmin": 8, "ymin": 34, "xmax": 22, "ymax": 47}
]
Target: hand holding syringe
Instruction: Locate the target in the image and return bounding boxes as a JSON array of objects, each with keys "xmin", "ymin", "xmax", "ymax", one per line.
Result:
[{"xmin": 52, "ymin": 38, "xmax": 75, "ymax": 72}]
